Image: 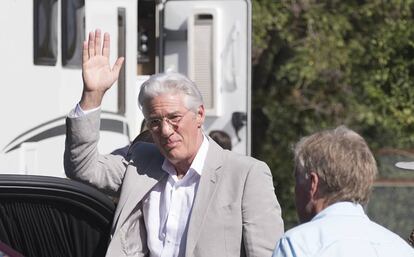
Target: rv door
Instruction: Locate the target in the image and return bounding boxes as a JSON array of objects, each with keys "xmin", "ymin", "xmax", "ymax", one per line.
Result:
[
  {"xmin": 159, "ymin": 0, "xmax": 252, "ymax": 155},
  {"xmin": 85, "ymin": 0, "xmax": 143, "ymax": 139}
]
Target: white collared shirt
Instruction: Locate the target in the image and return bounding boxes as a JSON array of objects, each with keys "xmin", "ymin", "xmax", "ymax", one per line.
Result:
[
  {"xmin": 272, "ymin": 202, "xmax": 414, "ymax": 257},
  {"xmin": 68, "ymin": 103, "xmax": 100, "ymax": 118},
  {"xmin": 143, "ymin": 135, "xmax": 209, "ymax": 257}
]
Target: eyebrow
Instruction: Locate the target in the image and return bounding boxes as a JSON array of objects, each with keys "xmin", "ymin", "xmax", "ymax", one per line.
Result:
[{"xmin": 148, "ymin": 111, "xmax": 183, "ymax": 119}]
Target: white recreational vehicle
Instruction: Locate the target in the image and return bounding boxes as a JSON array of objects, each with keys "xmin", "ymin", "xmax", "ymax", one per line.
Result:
[{"xmin": 0, "ymin": 0, "xmax": 251, "ymax": 177}]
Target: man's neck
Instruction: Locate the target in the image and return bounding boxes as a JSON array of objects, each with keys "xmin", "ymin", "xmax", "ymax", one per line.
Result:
[
  {"xmin": 314, "ymin": 200, "xmax": 327, "ymax": 215},
  {"xmin": 173, "ymin": 132, "xmax": 204, "ymax": 178},
  {"xmin": 301, "ymin": 197, "xmax": 329, "ymax": 223}
]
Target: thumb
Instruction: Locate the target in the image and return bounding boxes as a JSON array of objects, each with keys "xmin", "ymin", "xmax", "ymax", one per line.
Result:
[{"xmin": 112, "ymin": 57, "xmax": 125, "ymax": 76}]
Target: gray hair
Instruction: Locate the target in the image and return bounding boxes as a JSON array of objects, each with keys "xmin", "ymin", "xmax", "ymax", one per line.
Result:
[
  {"xmin": 294, "ymin": 126, "xmax": 377, "ymax": 205},
  {"xmin": 138, "ymin": 72, "xmax": 204, "ymax": 116}
]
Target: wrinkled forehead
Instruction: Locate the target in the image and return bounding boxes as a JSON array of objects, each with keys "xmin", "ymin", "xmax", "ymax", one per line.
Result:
[{"xmin": 143, "ymin": 93, "xmax": 188, "ymax": 116}]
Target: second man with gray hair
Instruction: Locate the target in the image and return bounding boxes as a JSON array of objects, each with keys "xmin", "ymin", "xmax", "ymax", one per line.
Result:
[{"xmin": 272, "ymin": 126, "xmax": 413, "ymax": 257}]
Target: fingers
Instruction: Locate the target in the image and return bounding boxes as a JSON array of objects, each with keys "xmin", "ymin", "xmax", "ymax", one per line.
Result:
[
  {"xmin": 112, "ymin": 57, "xmax": 125, "ymax": 75},
  {"xmin": 82, "ymin": 40, "xmax": 88, "ymax": 64},
  {"xmin": 102, "ymin": 32, "xmax": 110, "ymax": 57},
  {"xmin": 84, "ymin": 29, "xmax": 116, "ymax": 64},
  {"xmin": 88, "ymin": 31, "xmax": 95, "ymax": 57},
  {"xmin": 87, "ymin": 29, "xmax": 103, "ymax": 58},
  {"xmin": 95, "ymin": 29, "xmax": 102, "ymax": 55}
]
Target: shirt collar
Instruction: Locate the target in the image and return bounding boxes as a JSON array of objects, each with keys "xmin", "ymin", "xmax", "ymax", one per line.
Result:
[
  {"xmin": 312, "ymin": 201, "xmax": 367, "ymax": 222},
  {"xmin": 162, "ymin": 134, "xmax": 209, "ymax": 177}
]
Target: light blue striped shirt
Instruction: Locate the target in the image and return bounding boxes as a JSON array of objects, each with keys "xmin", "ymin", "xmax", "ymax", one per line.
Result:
[{"xmin": 272, "ymin": 202, "xmax": 413, "ymax": 257}]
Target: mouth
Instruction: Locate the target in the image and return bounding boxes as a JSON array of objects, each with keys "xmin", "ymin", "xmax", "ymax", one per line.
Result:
[{"xmin": 163, "ymin": 140, "xmax": 180, "ymax": 150}]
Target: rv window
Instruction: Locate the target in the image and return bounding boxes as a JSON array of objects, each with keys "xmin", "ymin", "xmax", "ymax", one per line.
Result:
[
  {"xmin": 62, "ymin": 0, "xmax": 85, "ymax": 68},
  {"xmin": 33, "ymin": 0, "xmax": 58, "ymax": 66},
  {"xmin": 118, "ymin": 8, "xmax": 126, "ymax": 114},
  {"xmin": 137, "ymin": 0, "xmax": 156, "ymax": 75}
]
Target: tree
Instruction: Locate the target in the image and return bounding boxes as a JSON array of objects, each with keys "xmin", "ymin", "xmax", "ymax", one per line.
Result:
[{"xmin": 252, "ymin": 0, "xmax": 414, "ymax": 229}]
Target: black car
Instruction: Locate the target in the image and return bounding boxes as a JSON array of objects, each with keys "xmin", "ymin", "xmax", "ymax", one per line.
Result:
[{"xmin": 0, "ymin": 175, "xmax": 115, "ymax": 257}]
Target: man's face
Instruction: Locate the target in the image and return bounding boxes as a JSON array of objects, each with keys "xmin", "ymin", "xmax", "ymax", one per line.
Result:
[
  {"xmin": 145, "ymin": 93, "xmax": 204, "ymax": 165},
  {"xmin": 294, "ymin": 168, "xmax": 314, "ymax": 223}
]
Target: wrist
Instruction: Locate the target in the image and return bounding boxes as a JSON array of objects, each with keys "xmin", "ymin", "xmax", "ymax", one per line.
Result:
[{"xmin": 80, "ymin": 90, "xmax": 104, "ymax": 110}]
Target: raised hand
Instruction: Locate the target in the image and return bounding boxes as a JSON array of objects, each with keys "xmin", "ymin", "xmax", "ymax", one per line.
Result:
[{"xmin": 80, "ymin": 29, "xmax": 124, "ymax": 110}]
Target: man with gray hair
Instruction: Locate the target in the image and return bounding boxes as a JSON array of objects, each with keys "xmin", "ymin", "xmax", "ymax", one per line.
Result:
[
  {"xmin": 272, "ymin": 126, "xmax": 414, "ymax": 257},
  {"xmin": 64, "ymin": 29, "xmax": 284, "ymax": 257}
]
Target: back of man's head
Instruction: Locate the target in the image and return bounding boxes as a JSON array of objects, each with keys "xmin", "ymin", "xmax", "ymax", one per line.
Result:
[{"xmin": 294, "ymin": 126, "xmax": 377, "ymax": 206}]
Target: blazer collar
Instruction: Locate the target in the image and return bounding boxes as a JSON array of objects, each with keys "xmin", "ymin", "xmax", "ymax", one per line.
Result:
[
  {"xmin": 113, "ymin": 150, "xmax": 166, "ymax": 231},
  {"xmin": 113, "ymin": 138, "xmax": 227, "ymax": 247},
  {"xmin": 185, "ymin": 138, "xmax": 226, "ymax": 256}
]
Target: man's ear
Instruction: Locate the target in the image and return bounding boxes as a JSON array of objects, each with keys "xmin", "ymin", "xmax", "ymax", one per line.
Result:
[
  {"xmin": 309, "ymin": 171, "xmax": 319, "ymax": 198},
  {"xmin": 305, "ymin": 171, "xmax": 326, "ymax": 217},
  {"xmin": 196, "ymin": 105, "xmax": 205, "ymax": 127}
]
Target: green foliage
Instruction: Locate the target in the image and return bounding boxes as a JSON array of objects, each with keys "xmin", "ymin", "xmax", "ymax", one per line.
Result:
[{"xmin": 252, "ymin": 0, "xmax": 414, "ymax": 229}]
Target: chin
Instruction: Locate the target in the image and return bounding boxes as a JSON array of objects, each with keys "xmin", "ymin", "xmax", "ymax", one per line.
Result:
[
  {"xmin": 298, "ymin": 214, "xmax": 311, "ymax": 224},
  {"xmin": 164, "ymin": 147, "xmax": 185, "ymax": 161},
  {"xmin": 296, "ymin": 206, "xmax": 312, "ymax": 223},
  {"xmin": 298, "ymin": 207, "xmax": 316, "ymax": 223}
]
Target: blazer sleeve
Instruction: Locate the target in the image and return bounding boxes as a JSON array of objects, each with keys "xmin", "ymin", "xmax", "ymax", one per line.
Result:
[
  {"xmin": 242, "ymin": 160, "xmax": 284, "ymax": 257},
  {"xmin": 64, "ymin": 110, "xmax": 127, "ymax": 196}
]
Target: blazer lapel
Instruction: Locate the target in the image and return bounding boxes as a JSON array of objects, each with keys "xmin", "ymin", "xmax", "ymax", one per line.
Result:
[
  {"xmin": 113, "ymin": 153, "xmax": 167, "ymax": 231},
  {"xmin": 185, "ymin": 139, "xmax": 225, "ymax": 256}
]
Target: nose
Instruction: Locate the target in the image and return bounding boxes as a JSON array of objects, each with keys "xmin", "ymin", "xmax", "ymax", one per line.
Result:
[{"xmin": 160, "ymin": 119, "xmax": 174, "ymax": 137}]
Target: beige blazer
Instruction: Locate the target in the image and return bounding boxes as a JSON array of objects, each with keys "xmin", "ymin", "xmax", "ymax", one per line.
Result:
[{"xmin": 64, "ymin": 111, "xmax": 284, "ymax": 257}]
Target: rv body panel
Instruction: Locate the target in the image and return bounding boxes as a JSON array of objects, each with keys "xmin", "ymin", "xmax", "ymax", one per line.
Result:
[
  {"xmin": 0, "ymin": 0, "xmax": 136, "ymax": 176},
  {"xmin": 0, "ymin": 0, "xmax": 251, "ymax": 177},
  {"xmin": 160, "ymin": 0, "xmax": 251, "ymax": 154}
]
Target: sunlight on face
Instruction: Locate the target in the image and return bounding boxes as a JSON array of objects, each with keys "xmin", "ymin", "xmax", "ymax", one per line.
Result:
[{"xmin": 146, "ymin": 93, "xmax": 204, "ymax": 166}]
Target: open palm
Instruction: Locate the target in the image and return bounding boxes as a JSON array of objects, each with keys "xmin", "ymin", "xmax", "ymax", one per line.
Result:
[{"xmin": 82, "ymin": 29, "xmax": 124, "ymax": 94}]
